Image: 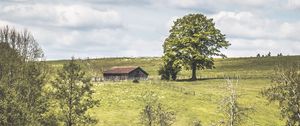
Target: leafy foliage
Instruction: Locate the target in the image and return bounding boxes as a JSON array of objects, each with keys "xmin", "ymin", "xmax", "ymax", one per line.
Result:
[
  {"xmin": 262, "ymin": 64, "xmax": 300, "ymax": 126},
  {"xmin": 139, "ymin": 91, "xmax": 175, "ymax": 126},
  {"xmin": 0, "ymin": 26, "xmax": 48, "ymax": 125},
  {"xmin": 162, "ymin": 13, "xmax": 230, "ymax": 80},
  {"xmin": 51, "ymin": 57, "xmax": 99, "ymax": 126},
  {"xmin": 158, "ymin": 58, "xmax": 181, "ymax": 81}
]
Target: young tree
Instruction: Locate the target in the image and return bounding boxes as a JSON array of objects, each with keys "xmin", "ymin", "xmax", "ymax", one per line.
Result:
[
  {"xmin": 162, "ymin": 13, "xmax": 230, "ymax": 81},
  {"xmin": 52, "ymin": 57, "xmax": 99, "ymax": 126},
  {"xmin": 262, "ymin": 64, "xmax": 300, "ymax": 125},
  {"xmin": 139, "ymin": 91, "xmax": 175, "ymax": 126},
  {"xmin": 220, "ymin": 79, "xmax": 252, "ymax": 126}
]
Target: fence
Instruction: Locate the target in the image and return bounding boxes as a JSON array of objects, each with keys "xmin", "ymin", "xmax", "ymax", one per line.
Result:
[{"xmin": 149, "ymin": 80, "xmax": 196, "ymax": 96}]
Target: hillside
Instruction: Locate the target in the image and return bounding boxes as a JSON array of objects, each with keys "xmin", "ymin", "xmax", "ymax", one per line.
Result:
[
  {"xmin": 47, "ymin": 56, "xmax": 300, "ymax": 126},
  {"xmin": 47, "ymin": 55, "xmax": 300, "ymax": 79}
]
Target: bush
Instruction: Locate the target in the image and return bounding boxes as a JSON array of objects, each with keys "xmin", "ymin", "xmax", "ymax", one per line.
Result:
[
  {"xmin": 191, "ymin": 120, "xmax": 202, "ymax": 126},
  {"xmin": 133, "ymin": 79, "xmax": 139, "ymax": 83},
  {"xmin": 158, "ymin": 62, "xmax": 180, "ymax": 81},
  {"xmin": 139, "ymin": 91, "xmax": 175, "ymax": 126}
]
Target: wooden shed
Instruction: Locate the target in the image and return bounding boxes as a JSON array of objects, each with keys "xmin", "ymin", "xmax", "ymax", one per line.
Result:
[{"xmin": 103, "ymin": 66, "xmax": 148, "ymax": 80}]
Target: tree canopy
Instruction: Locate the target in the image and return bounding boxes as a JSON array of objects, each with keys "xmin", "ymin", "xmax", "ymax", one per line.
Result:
[
  {"xmin": 162, "ymin": 13, "xmax": 230, "ymax": 80},
  {"xmin": 262, "ymin": 64, "xmax": 300, "ymax": 125},
  {"xmin": 52, "ymin": 57, "xmax": 99, "ymax": 126},
  {"xmin": 0, "ymin": 26, "xmax": 48, "ymax": 125}
]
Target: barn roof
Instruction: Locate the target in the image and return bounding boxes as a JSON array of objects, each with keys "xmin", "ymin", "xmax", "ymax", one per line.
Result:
[{"xmin": 103, "ymin": 66, "xmax": 145, "ymax": 74}]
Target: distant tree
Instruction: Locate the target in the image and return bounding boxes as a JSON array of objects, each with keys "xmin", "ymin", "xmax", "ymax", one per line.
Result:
[
  {"xmin": 277, "ymin": 53, "xmax": 283, "ymax": 57},
  {"xmin": 256, "ymin": 53, "xmax": 261, "ymax": 57},
  {"xmin": 52, "ymin": 57, "xmax": 99, "ymax": 126},
  {"xmin": 267, "ymin": 52, "xmax": 271, "ymax": 57},
  {"xmin": 262, "ymin": 64, "xmax": 300, "ymax": 125},
  {"xmin": 0, "ymin": 26, "xmax": 48, "ymax": 125},
  {"xmin": 162, "ymin": 13, "xmax": 230, "ymax": 81},
  {"xmin": 139, "ymin": 91, "xmax": 175, "ymax": 126},
  {"xmin": 261, "ymin": 55, "xmax": 265, "ymax": 57}
]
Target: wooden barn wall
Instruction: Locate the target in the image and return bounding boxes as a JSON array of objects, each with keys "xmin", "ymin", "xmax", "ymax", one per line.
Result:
[{"xmin": 128, "ymin": 69, "xmax": 148, "ymax": 80}]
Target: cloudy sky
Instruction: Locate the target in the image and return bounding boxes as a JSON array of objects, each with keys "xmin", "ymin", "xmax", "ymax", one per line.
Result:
[{"xmin": 0, "ymin": 0, "xmax": 299, "ymax": 60}]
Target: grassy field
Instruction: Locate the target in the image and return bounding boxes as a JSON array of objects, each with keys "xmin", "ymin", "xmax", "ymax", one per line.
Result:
[{"xmin": 48, "ymin": 56, "xmax": 300, "ymax": 126}]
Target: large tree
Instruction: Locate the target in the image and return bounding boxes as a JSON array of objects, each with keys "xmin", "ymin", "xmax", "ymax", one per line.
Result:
[
  {"xmin": 162, "ymin": 13, "xmax": 230, "ymax": 80},
  {"xmin": 52, "ymin": 57, "xmax": 99, "ymax": 126},
  {"xmin": 0, "ymin": 26, "xmax": 48, "ymax": 125}
]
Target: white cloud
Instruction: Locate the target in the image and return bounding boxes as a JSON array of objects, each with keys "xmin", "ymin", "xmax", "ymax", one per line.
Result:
[
  {"xmin": 210, "ymin": 11, "xmax": 300, "ymax": 41},
  {"xmin": 287, "ymin": 0, "xmax": 300, "ymax": 9},
  {"xmin": 152, "ymin": 0, "xmax": 277, "ymax": 10},
  {"xmin": 210, "ymin": 11, "xmax": 274, "ymax": 39},
  {"xmin": 224, "ymin": 38, "xmax": 300, "ymax": 57},
  {"xmin": 219, "ymin": 0, "xmax": 274, "ymax": 6},
  {"xmin": 54, "ymin": 5, "xmax": 121, "ymax": 28},
  {"xmin": 1, "ymin": 4, "xmax": 122, "ymax": 29},
  {"xmin": 208, "ymin": 11, "xmax": 300, "ymax": 57},
  {"xmin": 166, "ymin": 0, "xmax": 201, "ymax": 8},
  {"xmin": 151, "ymin": 0, "xmax": 208, "ymax": 9},
  {"xmin": 166, "ymin": 16, "xmax": 179, "ymax": 30},
  {"xmin": 279, "ymin": 22, "xmax": 300, "ymax": 41},
  {"xmin": 28, "ymin": 26, "xmax": 162, "ymax": 59},
  {"xmin": 0, "ymin": 1, "xmax": 298, "ymax": 59}
]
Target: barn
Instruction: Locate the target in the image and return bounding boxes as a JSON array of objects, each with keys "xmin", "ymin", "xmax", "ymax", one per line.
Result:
[{"xmin": 103, "ymin": 66, "xmax": 148, "ymax": 80}]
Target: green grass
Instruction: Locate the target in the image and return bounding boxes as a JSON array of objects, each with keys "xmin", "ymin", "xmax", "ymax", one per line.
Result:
[{"xmin": 47, "ymin": 55, "xmax": 300, "ymax": 125}]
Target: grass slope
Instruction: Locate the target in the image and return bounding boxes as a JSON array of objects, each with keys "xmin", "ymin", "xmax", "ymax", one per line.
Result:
[{"xmin": 48, "ymin": 56, "xmax": 300, "ymax": 126}]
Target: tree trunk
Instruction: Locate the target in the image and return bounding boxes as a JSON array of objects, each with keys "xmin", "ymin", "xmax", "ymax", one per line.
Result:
[{"xmin": 191, "ymin": 62, "xmax": 197, "ymax": 81}]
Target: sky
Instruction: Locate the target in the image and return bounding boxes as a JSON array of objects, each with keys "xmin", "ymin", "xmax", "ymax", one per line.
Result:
[{"xmin": 0, "ymin": 0, "xmax": 299, "ymax": 60}]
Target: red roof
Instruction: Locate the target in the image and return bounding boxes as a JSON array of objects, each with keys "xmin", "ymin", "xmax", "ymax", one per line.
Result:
[{"xmin": 103, "ymin": 66, "xmax": 139, "ymax": 74}]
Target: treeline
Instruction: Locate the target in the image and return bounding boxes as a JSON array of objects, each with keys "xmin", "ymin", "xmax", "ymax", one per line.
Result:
[
  {"xmin": 0, "ymin": 26, "xmax": 99, "ymax": 126},
  {"xmin": 256, "ymin": 52, "xmax": 284, "ymax": 57}
]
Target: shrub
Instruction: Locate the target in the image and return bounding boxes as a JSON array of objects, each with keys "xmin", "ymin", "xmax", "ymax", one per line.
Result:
[
  {"xmin": 133, "ymin": 79, "xmax": 139, "ymax": 83},
  {"xmin": 262, "ymin": 64, "xmax": 300, "ymax": 125},
  {"xmin": 139, "ymin": 91, "xmax": 175, "ymax": 126}
]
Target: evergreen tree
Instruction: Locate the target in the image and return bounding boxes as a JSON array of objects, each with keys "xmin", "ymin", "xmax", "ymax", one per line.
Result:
[{"xmin": 52, "ymin": 57, "xmax": 99, "ymax": 126}]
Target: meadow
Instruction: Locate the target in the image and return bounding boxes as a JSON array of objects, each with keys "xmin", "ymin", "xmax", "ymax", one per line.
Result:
[{"xmin": 48, "ymin": 56, "xmax": 300, "ymax": 126}]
